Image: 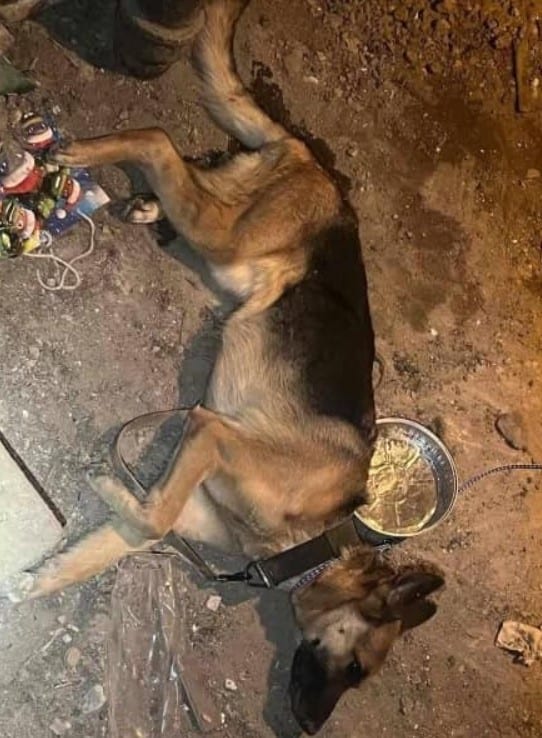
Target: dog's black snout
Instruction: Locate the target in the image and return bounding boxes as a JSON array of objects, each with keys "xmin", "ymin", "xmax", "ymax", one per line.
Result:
[
  {"xmin": 290, "ymin": 685, "xmax": 323, "ymax": 736},
  {"xmin": 289, "ymin": 640, "xmax": 345, "ymax": 734}
]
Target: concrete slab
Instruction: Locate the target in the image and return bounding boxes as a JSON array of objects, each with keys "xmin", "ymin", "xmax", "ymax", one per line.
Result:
[{"xmin": 0, "ymin": 436, "xmax": 62, "ymax": 581}]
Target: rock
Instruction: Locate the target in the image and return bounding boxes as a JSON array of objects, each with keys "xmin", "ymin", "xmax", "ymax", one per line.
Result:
[
  {"xmin": 495, "ymin": 412, "xmax": 528, "ymax": 452},
  {"xmin": 526, "ymin": 168, "xmax": 540, "ymax": 179},
  {"xmin": 65, "ymin": 646, "xmax": 81, "ymax": 669},
  {"xmin": 224, "ymin": 678, "xmax": 238, "ymax": 692},
  {"xmin": 49, "ymin": 718, "xmax": 71, "ymax": 735},
  {"xmin": 81, "ymin": 684, "xmax": 106, "ymax": 714},
  {"xmin": 205, "ymin": 594, "xmax": 222, "ymax": 612}
]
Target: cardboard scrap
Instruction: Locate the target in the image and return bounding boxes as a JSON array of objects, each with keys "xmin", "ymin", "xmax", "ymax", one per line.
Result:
[{"xmin": 496, "ymin": 620, "xmax": 542, "ymax": 666}]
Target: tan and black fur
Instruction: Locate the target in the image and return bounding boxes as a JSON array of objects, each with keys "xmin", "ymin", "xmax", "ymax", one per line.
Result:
[{"xmin": 20, "ymin": 1, "xmax": 443, "ymax": 733}]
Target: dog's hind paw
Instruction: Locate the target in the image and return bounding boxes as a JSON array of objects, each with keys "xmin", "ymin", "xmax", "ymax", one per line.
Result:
[
  {"xmin": 123, "ymin": 196, "xmax": 163, "ymax": 224},
  {"xmin": 48, "ymin": 141, "xmax": 90, "ymax": 168}
]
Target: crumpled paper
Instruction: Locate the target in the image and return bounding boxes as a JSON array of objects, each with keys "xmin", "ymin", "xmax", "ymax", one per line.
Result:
[{"xmin": 496, "ymin": 620, "xmax": 542, "ymax": 666}]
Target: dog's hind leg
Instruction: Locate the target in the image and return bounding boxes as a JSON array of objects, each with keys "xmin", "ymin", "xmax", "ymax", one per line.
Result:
[
  {"xmin": 52, "ymin": 129, "xmax": 228, "ymax": 244},
  {"xmin": 123, "ymin": 195, "xmax": 164, "ymax": 224},
  {"xmin": 51, "ymin": 129, "xmax": 303, "ymax": 251}
]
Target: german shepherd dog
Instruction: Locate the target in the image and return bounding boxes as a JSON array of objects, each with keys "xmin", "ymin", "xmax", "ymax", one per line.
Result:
[{"xmin": 22, "ymin": 1, "xmax": 443, "ymax": 732}]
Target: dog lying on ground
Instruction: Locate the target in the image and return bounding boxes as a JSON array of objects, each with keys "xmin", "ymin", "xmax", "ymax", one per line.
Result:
[{"xmin": 22, "ymin": 1, "xmax": 443, "ymax": 732}]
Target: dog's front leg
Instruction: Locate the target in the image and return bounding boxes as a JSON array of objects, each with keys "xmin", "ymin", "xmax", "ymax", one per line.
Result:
[
  {"xmin": 24, "ymin": 407, "xmax": 238, "ymax": 598},
  {"xmin": 89, "ymin": 406, "xmax": 230, "ymax": 540}
]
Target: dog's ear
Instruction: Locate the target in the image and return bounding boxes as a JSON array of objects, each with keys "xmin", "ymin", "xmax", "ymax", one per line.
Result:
[
  {"xmin": 396, "ymin": 599, "xmax": 437, "ymax": 631},
  {"xmin": 385, "ymin": 572, "xmax": 443, "ymax": 631},
  {"xmin": 387, "ymin": 572, "xmax": 444, "ymax": 609}
]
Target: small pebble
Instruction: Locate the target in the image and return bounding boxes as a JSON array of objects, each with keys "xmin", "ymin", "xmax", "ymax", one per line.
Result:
[
  {"xmin": 65, "ymin": 646, "xmax": 81, "ymax": 669},
  {"xmin": 81, "ymin": 684, "xmax": 106, "ymax": 714},
  {"xmin": 205, "ymin": 595, "xmax": 222, "ymax": 612},
  {"xmin": 495, "ymin": 412, "xmax": 528, "ymax": 452},
  {"xmin": 224, "ymin": 678, "xmax": 238, "ymax": 692},
  {"xmin": 62, "ymin": 633, "xmax": 72, "ymax": 644},
  {"xmin": 49, "ymin": 718, "xmax": 71, "ymax": 736}
]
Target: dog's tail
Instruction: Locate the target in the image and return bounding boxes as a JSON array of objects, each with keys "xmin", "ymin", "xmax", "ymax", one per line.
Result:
[
  {"xmin": 27, "ymin": 523, "xmax": 149, "ymax": 598},
  {"xmin": 193, "ymin": 0, "xmax": 287, "ymax": 149}
]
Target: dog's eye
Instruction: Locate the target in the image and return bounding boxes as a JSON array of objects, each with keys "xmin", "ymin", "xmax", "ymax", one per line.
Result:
[{"xmin": 345, "ymin": 658, "xmax": 365, "ymax": 685}]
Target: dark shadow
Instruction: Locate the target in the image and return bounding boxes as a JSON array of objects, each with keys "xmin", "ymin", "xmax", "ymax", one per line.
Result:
[
  {"xmin": 174, "ymin": 304, "xmax": 222, "ymax": 405},
  {"xmin": 250, "ymin": 61, "xmax": 352, "ymax": 197},
  {"xmin": 37, "ymin": 0, "xmax": 119, "ymax": 73},
  {"xmin": 257, "ymin": 590, "xmax": 303, "ymax": 738}
]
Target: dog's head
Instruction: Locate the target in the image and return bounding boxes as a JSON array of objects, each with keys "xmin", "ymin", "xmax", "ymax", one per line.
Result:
[{"xmin": 289, "ymin": 548, "xmax": 443, "ymax": 734}]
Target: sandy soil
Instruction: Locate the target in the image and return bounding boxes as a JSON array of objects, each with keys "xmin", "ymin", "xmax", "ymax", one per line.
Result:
[{"xmin": 0, "ymin": 1, "xmax": 541, "ymax": 737}]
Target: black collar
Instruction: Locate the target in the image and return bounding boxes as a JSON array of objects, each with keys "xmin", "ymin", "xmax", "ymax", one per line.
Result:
[{"xmin": 165, "ymin": 516, "xmax": 399, "ymax": 589}]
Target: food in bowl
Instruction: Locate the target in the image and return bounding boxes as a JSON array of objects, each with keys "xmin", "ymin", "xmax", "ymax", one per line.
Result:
[{"xmin": 360, "ymin": 434, "xmax": 437, "ymax": 535}]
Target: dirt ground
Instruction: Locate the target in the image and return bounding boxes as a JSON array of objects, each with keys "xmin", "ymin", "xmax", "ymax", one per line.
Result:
[{"xmin": 0, "ymin": 0, "xmax": 541, "ymax": 736}]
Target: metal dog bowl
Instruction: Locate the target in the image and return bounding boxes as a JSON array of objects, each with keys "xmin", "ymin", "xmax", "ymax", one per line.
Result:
[{"xmin": 354, "ymin": 417, "xmax": 458, "ymax": 546}]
